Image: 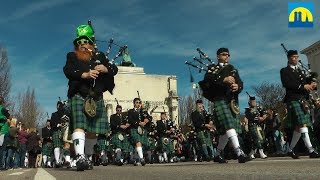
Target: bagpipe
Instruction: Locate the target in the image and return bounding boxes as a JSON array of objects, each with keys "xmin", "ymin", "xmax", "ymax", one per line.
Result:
[
  {"xmin": 87, "ymin": 20, "xmax": 127, "ymax": 65},
  {"xmin": 203, "ymin": 109, "xmax": 215, "ymax": 132},
  {"xmin": 185, "ymin": 48, "xmax": 240, "ymax": 115},
  {"xmin": 281, "ymin": 43, "xmax": 319, "ymax": 112},
  {"xmin": 245, "ymin": 92, "xmax": 267, "ymax": 122}
]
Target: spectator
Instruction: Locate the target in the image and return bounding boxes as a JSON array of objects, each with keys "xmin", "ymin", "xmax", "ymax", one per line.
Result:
[
  {"xmin": 27, "ymin": 128, "xmax": 41, "ymax": 168},
  {"xmin": 18, "ymin": 123, "xmax": 29, "ymax": 168},
  {"xmin": 0, "ymin": 96, "xmax": 12, "ymax": 170}
]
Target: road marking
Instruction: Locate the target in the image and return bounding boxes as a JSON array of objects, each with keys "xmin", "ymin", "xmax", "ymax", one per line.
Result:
[
  {"xmin": 9, "ymin": 172, "xmax": 25, "ymax": 176},
  {"xmin": 34, "ymin": 168, "xmax": 56, "ymax": 180}
]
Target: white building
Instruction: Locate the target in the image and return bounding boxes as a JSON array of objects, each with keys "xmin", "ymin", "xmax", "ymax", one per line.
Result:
[
  {"xmin": 103, "ymin": 66, "xmax": 179, "ymax": 125},
  {"xmin": 301, "ymin": 40, "xmax": 320, "ymax": 76}
]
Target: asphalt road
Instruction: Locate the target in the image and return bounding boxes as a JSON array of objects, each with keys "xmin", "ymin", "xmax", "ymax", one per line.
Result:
[{"xmin": 2, "ymin": 156, "xmax": 320, "ymax": 180}]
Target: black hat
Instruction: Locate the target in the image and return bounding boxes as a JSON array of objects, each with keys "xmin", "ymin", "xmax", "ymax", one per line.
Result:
[
  {"xmin": 249, "ymin": 96, "xmax": 256, "ymax": 100},
  {"xmin": 287, "ymin": 50, "xmax": 298, "ymax": 58},
  {"xmin": 57, "ymin": 101, "xmax": 64, "ymax": 106},
  {"xmin": 161, "ymin": 112, "xmax": 166, "ymax": 115},
  {"xmin": 196, "ymin": 99, "xmax": 203, "ymax": 104},
  {"xmin": 217, "ymin": 48, "xmax": 229, "ymax": 55},
  {"xmin": 116, "ymin": 105, "xmax": 122, "ymax": 109}
]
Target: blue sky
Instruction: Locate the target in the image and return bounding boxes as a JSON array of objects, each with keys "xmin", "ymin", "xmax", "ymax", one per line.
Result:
[{"xmin": 0, "ymin": 0, "xmax": 319, "ymax": 118}]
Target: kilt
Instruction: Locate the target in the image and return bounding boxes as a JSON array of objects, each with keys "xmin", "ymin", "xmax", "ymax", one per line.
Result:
[
  {"xmin": 158, "ymin": 137, "xmax": 174, "ymax": 153},
  {"xmin": 111, "ymin": 132, "xmax": 130, "ymax": 153},
  {"xmin": 96, "ymin": 138, "xmax": 110, "ymax": 152},
  {"xmin": 248, "ymin": 124, "xmax": 262, "ymax": 149},
  {"xmin": 213, "ymin": 100, "xmax": 242, "ymax": 135},
  {"xmin": 286, "ymin": 101, "xmax": 312, "ymax": 128},
  {"xmin": 42, "ymin": 142, "xmax": 53, "ymax": 156},
  {"xmin": 130, "ymin": 128, "xmax": 148, "ymax": 146},
  {"xmin": 196, "ymin": 131, "xmax": 212, "ymax": 146},
  {"xmin": 69, "ymin": 94, "xmax": 109, "ymax": 134},
  {"xmin": 53, "ymin": 131, "xmax": 63, "ymax": 148},
  {"xmin": 147, "ymin": 137, "xmax": 157, "ymax": 151},
  {"xmin": 126, "ymin": 136, "xmax": 135, "ymax": 153}
]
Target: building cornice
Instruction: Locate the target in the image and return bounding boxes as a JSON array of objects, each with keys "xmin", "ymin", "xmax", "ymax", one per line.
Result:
[{"xmin": 301, "ymin": 40, "xmax": 320, "ymax": 56}]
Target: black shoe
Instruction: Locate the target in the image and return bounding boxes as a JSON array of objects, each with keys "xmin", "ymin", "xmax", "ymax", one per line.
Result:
[
  {"xmin": 86, "ymin": 158, "xmax": 93, "ymax": 170},
  {"xmin": 102, "ymin": 160, "xmax": 109, "ymax": 166},
  {"xmin": 141, "ymin": 158, "xmax": 146, "ymax": 166},
  {"xmin": 287, "ymin": 151, "xmax": 299, "ymax": 159},
  {"xmin": 76, "ymin": 156, "xmax": 87, "ymax": 171},
  {"xmin": 213, "ymin": 155, "xmax": 228, "ymax": 163},
  {"xmin": 64, "ymin": 161, "xmax": 71, "ymax": 168},
  {"xmin": 309, "ymin": 151, "xmax": 320, "ymax": 158},
  {"xmin": 116, "ymin": 160, "xmax": 124, "ymax": 166},
  {"xmin": 238, "ymin": 154, "xmax": 249, "ymax": 163},
  {"xmin": 55, "ymin": 162, "xmax": 62, "ymax": 168}
]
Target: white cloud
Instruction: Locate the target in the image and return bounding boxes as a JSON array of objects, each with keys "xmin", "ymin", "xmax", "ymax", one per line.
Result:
[{"xmin": 0, "ymin": 0, "xmax": 76, "ymax": 24}]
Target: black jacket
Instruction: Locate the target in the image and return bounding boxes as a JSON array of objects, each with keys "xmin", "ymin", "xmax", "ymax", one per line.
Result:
[
  {"xmin": 127, "ymin": 108, "xmax": 149, "ymax": 129},
  {"xmin": 110, "ymin": 113, "xmax": 127, "ymax": 133},
  {"xmin": 156, "ymin": 120, "xmax": 169, "ymax": 137},
  {"xmin": 63, "ymin": 51, "xmax": 118, "ymax": 99},
  {"xmin": 42, "ymin": 127, "xmax": 53, "ymax": 143},
  {"xmin": 280, "ymin": 66, "xmax": 308, "ymax": 103},
  {"xmin": 199, "ymin": 64, "xmax": 243, "ymax": 102},
  {"xmin": 50, "ymin": 110, "xmax": 65, "ymax": 132},
  {"xmin": 191, "ymin": 110, "xmax": 206, "ymax": 132}
]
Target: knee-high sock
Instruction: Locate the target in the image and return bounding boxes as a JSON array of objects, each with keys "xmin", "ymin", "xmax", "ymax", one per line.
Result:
[
  {"xmin": 42, "ymin": 155, "xmax": 47, "ymax": 165},
  {"xmin": 115, "ymin": 148, "xmax": 122, "ymax": 161},
  {"xmin": 54, "ymin": 148, "xmax": 61, "ymax": 163},
  {"xmin": 85, "ymin": 138, "xmax": 97, "ymax": 159},
  {"xmin": 136, "ymin": 147, "xmax": 143, "ymax": 159},
  {"xmin": 289, "ymin": 130, "xmax": 301, "ymax": 152},
  {"xmin": 216, "ymin": 134, "xmax": 229, "ymax": 156},
  {"xmin": 300, "ymin": 127, "xmax": 314, "ymax": 153},
  {"xmin": 163, "ymin": 152, "xmax": 168, "ymax": 161},
  {"xmin": 226, "ymin": 129, "xmax": 242, "ymax": 156},
  {"xmin": 72, "ymin": 132, "xmax": 85, "ymax": 156},
  {"xmin": 63, "ymin": 149, "xmax": 71, "ymax": 163}
]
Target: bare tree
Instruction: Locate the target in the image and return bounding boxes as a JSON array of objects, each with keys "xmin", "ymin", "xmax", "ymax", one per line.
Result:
[
  {"xmin": 0, "ymin": 46, "xmax": 11, "ymax": 107},
  {"xmin": 14, "ymin": 87, "xmax": 46, "ymax": 128},
  {"xmin": 252, "ymin": 81, "xmax": 286, "ymax": 118},
  {"xmin": 178, "ymin": 95, "xmax": 196, "ymax": 125}
]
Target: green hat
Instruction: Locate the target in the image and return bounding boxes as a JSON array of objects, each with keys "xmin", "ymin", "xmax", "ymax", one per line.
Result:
[{"xmin": 73, "ymin": 25, "xmax": 94, "ymax": 45}]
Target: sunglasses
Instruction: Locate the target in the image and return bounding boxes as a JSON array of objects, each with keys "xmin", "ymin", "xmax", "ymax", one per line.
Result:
[
  {"xmin": 116, "ymin": 109, "xmax": 122, "ymax": 112},
  {"xmin": 76, "ymin": 39, "xmax": 90, "ymax": 45},
  {"xmin": 135, "ymin": 101, "xmax": 141, "ymax": 104},
  {"xmin": 220, "ymin": 53, "xmax": 230, "ymax": 57}
]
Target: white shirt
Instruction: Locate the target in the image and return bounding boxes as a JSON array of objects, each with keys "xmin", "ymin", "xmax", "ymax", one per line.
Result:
[{"xmin": 290, "ymin": 65, "xmax": 298, "ymax": 70}]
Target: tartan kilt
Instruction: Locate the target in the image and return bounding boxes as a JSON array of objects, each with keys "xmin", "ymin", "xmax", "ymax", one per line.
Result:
[
  {"xmin": 196, "ymin": 131, "xmax": 212, "ymax": 146},
  {"xmin": 248, "ymin": 124, "xmax": 262, "ymax": 149},
  {"xmin": 286, "ymin": 101, "xmax": 312, "ymax": 129},
  {"xmin": 53, "ymin": 131, "xmax": 63, "ymax": 148},
  {"xmin": 42, "ymin": 142, "xmax": 53, "ymax": 156},
  {"xmin": 69, "ymin": 94, "xmax": 109, "ymax": 134},
  {"xmin": 126, "ymin": 136, "xmax": 135, "ymax": 153},
  {"xmin": 147, "ymin": 137, "xmax": 157, "ymax": 151},
  {"xmin": 111, "ymin": 132, "xmax": 130, "ymax": 152},
  {"xmin": 130, "ymin": 128, "xmax": 148, "ymax": 146},
  {"xmin": 96, "ymin": 138, "xmax": 110, "ymax": 151},
  {"xmin": 213, "ymin": 100, "xmax": 242, "ymax": 135},
  {"xmin": 158, "ymin": 137, "xmax": 174, "ymax": 153}
]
